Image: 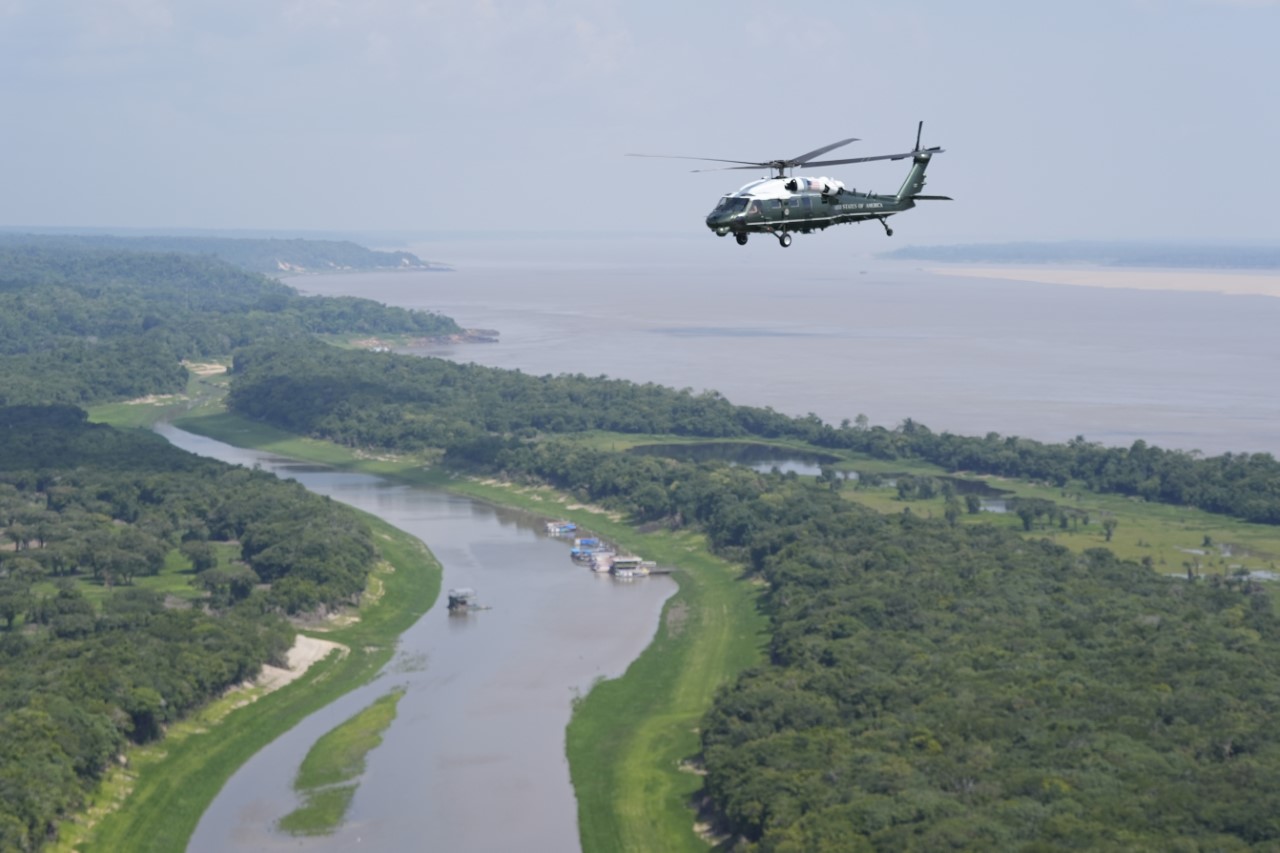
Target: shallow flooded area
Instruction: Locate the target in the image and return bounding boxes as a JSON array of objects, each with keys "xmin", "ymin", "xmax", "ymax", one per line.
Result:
[
  {"xmin": 626, "ymin": 440, "xmax": 842, "ymax": 476},
  {"xmin": 159, "ymin": 426, "xmax": 675, "ymax": 853}
]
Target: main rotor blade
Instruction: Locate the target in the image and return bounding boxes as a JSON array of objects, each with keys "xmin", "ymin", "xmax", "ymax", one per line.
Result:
[
  {"xmin": 803, "ymin": 147, "xmax": 945, "ymax": 169},
  {"xmin": 625, "ymin": 153, "xmax": 766, "ymax": 167},
  {"xmin": 789, "ymin": 138, "xmax": 859, "ymax": 166}
]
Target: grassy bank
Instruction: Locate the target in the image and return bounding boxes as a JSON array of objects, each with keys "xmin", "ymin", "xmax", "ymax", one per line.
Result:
[
  {"xmin": 279, "ymin": 687, "xmax": 406, "ymax": 836},
  {"xmin": 68, "ymin": 513, "xmax": 440, "ymax": 853},
  {"xmin": 447, "ymin": 478, "xmax": 767, "ymax": 852}
]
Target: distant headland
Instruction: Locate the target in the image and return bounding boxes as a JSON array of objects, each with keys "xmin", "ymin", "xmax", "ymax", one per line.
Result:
[{"xmin": 0, "ymin": 232, "xmax": 452, "ymax": 276}]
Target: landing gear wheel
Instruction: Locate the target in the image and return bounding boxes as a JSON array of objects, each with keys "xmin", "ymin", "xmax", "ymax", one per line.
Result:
[
  {"xmin": 877, "ymin": 217, "xmax": 893, "ymax": 237},
  {"xmin": 778, "ymin": 233, "xmax": 792, "ymax": 248},
  {"xmin": 735, "ymin": 233, "xmax": 748, "ymax": 246}
]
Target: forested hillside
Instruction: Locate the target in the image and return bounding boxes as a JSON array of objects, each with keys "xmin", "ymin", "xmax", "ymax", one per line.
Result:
[
  {"xmin": 0, "ymin": 406, "xmax": 383, "ymax": 849},
  {"xmin": 0, "ymin": 244, "xmax": 460, "ymax": 406},
  {"xmin": 0, "ymin": 233, "xmax": 445, "ymax": 275}
]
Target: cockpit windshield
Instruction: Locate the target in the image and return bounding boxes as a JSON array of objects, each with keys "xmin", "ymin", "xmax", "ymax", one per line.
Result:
[{"xmin": 712, "ymin": 197, "xmax": 749, "ymax": 214}]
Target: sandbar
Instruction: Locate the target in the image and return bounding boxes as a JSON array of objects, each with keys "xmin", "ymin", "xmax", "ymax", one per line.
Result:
[
  {"xmin": 255, "ymin": 635, "xmax": 347, "ymax": 693},
  {"xmin": 928, "ymin": 265, "xmax": 1280, "ymax": 298}
]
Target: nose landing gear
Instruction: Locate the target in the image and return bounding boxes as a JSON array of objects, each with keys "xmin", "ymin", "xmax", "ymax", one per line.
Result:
[{"xmin": 735, "ymin": 233, "xmax": 748, "ymax": 246}]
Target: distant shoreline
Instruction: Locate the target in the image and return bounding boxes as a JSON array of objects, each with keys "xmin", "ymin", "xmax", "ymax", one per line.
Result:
[{"xmin": 927, "ymin": 264, "xmax": 1280, "ymax": 298}]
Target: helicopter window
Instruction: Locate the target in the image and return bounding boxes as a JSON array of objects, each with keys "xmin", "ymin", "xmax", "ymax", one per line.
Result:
[{"xmin": 714, "ymin": 197, "xmax": 749, "ymax": 214}]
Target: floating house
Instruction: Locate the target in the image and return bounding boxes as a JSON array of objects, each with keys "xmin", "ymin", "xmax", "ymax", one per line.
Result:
[
  {"xmin": 546, "ymin": 520, "xmax": 578, "ymax": 535},
  {"xmin": 447, "ymin": 588, "xmax": 485, "ymax": 613},
  {"xmin": 570, "ymin": 537, "xmax": 613, "ymax": 562}
]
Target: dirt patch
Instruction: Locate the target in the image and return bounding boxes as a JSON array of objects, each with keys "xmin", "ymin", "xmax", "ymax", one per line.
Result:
[
  {"xmin": 254, "ymin": 635, "xmax": 348, "ymax": 693},
  {"xmin": 124, "ymin": 394, "xmax": 183, "ymax": 405},
  {"xmin": 182, "ymin": 361, "xmax": 228, "ymax": 376}
]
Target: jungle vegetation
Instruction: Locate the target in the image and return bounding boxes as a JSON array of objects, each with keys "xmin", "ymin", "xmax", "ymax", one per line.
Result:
[
  {"xmin": 0, "ymin": 243, "xmax": 460, "ymax": 407},
  {"xmin": 226, "ymin": 338, "xmax": 1280, "ymax": 525},
  {"xmin": 0, "ymin": 405, "xmax": 386, "ymax": 850}
]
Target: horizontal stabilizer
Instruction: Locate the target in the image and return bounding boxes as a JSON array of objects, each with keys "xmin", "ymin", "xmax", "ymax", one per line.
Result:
[{"xmin": 910, "ymin": 195, "xmax": 952, "ymax": 201}]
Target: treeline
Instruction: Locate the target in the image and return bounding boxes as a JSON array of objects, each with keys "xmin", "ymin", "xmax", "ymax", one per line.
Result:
[
  {"xmin": 0, "ymin": 233, "xmax": 444, "ymax": 275},
  {"xmin": 224, "ymin": 340, "xmax": 1280, "ymax": 525},
  {"xmin": 0, "ymin": 244, "xmax": 460, "ymax": 406},
  {"xmin": 429, "ymin": 431, "xmax": 1280, "ymax": 849},
  {"xmin": 818, "ymin": 426, "xmax": 1280, "ymax": 526},
  {"xmin": 0, "ymin": 406, "xmax": 381, "ymax": 849},
  {"xmin": 226, "ymin": 338, "xmax": 762, "ymax": 447}
]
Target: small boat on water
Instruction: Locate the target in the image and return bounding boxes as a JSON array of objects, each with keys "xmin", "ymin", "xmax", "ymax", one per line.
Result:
[
  {"xmin": 546, "ymin": 520, "xmax": 577, "ymax": 535},
  {"xmin": 447, "ymin": 588, "xmax": 489, "ymax": 613}
]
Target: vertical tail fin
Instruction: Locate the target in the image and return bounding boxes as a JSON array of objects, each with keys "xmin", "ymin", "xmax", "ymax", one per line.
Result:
[
  {"xmin": 896, "ymin": 122, "xmax": 943, "ymax": 202},
  {"xmin": 896, "ymin": 151, "xmax": 935, "ymax": 201}
]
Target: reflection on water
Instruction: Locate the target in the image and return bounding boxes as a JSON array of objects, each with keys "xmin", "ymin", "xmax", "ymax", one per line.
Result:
[
  {"xmin": 627, "ymin": 441, "xmax": 842, "ymax": 477},
  {"xmin": 160, "ymin": 426, "xmax": 676, "ymax": 853}
]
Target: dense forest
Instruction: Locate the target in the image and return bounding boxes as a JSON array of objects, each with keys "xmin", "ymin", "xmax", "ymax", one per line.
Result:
[
  {"xmin": 0, "ymin": 406, "xmax": 383, "ymax": 849},
  {"xmin": 0, "ymin": 233, "xmax": 446, "ymax": 275},
  {"xmin": 0, "ymin": 239, "xmax": 455, "ymax": 851},
  {"xmin": 882, "ymin": 240, "xmax": 1280, "ymax": 269},
  {"xmin": 225, "ymin": 338, "xmax": 1280, "ymax": 526},
  {"xmin": 0, "ymin": 244, "xmax": 461, "ymax": 406}
]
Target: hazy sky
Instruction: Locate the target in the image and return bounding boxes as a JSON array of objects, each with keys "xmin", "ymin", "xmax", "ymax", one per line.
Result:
[{"xmin": 3, "ymin": 1, "xmax": 1277, "ymax": 243}]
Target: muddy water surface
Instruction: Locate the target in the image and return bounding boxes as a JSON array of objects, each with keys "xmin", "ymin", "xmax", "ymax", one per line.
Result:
[{"xmin": 161, "ymin": 425, "xmax": 675, "ymax": 852}]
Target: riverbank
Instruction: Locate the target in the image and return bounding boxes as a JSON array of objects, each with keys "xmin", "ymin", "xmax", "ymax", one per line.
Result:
[
  {"xmin": 164, "ymin": 407, "xmax": 766, "ymax": 851},
  {"xmin": 64, "ymin": 494, "xmax": 440, "ymax": 853}
]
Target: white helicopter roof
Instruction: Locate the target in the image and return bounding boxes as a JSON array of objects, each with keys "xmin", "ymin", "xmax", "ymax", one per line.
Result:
[{"xmin": 727, "ymin": 176, "xmax": 846, "ymax": 199}]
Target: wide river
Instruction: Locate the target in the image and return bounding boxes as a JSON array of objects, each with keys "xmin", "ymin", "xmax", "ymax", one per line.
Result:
[
  {"xmin": 291, "ymin": 235, "xmax": 1280, "ymax": 457},
  {"xmin": 170, "ymin": 424, "xmax": 675, "ymax": 852}
]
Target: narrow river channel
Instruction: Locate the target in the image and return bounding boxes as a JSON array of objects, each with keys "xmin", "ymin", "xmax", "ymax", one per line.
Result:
[{"xmin": 157, "ymin": 425, "xmax": 677, "ymax": 852}]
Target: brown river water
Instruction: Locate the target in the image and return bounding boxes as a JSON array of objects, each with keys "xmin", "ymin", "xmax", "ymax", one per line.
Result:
[
  {"xmin": 168, "ymin": 425, "xmax": 674, "ymax": 852},
  {"xmin": 292, "ymin": 235, "xmax": 1280, "ymax": 456}
]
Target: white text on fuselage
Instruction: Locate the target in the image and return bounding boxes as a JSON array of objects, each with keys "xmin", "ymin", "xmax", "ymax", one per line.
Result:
[{"xmin": 833, "ymin": 202, "xmax": 885, "ymax": 210}]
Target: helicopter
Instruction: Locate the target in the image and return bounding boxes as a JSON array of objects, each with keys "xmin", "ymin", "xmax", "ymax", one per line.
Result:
[{"xmin": 629, "ymin": 122, "xmax": 949, "ymax": 247}]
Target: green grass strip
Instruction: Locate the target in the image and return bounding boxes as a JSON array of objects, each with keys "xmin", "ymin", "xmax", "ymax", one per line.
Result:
[
  {"xmin": 278, "ymin": 688, "xmax": 405, "ymax": 836},
  {"xmin": 276, "ymin": 786, "xmax": 357, "ymax": 837},
  {"xmin": 77, "ymin": 516, "xmax": 439, "ymax": 853},
  {"xmin": 447, "ymin": 479, "xmax": 767, "ymax": 852}
]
